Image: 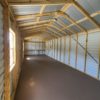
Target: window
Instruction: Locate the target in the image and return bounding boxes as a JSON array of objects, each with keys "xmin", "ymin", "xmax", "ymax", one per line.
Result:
[{"xmin": 9, "ymin": 28, "xmax": 16, "ymax": 71}]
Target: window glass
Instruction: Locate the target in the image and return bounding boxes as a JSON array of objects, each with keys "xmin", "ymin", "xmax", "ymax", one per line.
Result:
[{"xmin": 9, "ymin": 29, "xmax": 16, "ymax": 72}]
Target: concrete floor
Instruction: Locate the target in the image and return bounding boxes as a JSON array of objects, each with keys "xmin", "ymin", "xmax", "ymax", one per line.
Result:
[{"xmin": 14, "ymin": 55, "xmax": 100, "ymax": 100}]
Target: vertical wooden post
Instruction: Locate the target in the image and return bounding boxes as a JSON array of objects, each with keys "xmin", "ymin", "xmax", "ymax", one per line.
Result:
[
  {"xmin": 64, "ymin": 36, "xmax": 67, "ymax": 63},
  {"xmin": 68, "ymin": 35, "xmax": 71, "ymax": 65},
  {"xmin": 60, "ymin": 38, "xmax": 62, "ymax": 61},
  {"xmin": 64, "ymin": 36, "xmax": 66, "ymax": 63},
  {"xmin": 98, "ymin": 47, "xmax": 100, "ymax": 79},
  {"xmin": 57, "ymin": 38, "xmax": 59, "ymax": 60},
  {"xmin": 3, "ymin": 2, "xmax": 11, "ymax": 100},
  {"xmin": 56, "ymin": 39, "xmax": 58, "ymax": 60},
  {"xmin": 84, "ymin": 32, "xmax": 88, "ymax": 72},
  {"xmin": 52, "ymin": 39, "xmax": 54, "ymax": 58},
  {"xmin": 54, "ymin": 39, "xmax": 55, "ymax": 59},
  {"xmin": 75, "ymin": 33, "xmax": 78, "ymax": 68}
]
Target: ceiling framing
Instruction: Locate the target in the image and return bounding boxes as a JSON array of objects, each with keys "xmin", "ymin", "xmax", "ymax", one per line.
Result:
[{"xmin": 8, "ymin": 0, "xmax": 100, "ymax": 40}]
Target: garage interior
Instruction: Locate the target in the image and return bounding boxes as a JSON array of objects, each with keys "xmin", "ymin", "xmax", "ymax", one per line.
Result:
[{"xmin": 0, "ymin": 0, "xmax": 100, "ymax": 100}]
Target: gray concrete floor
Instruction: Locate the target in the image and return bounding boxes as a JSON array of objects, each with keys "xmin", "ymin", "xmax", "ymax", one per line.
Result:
[{"xmin": 14, "ymin": 55, "xmax": 100, "ymax": 100}]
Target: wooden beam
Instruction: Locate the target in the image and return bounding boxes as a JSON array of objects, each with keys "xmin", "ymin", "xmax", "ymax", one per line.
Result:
[
  {"xmin": 21, "ymin": 27, "xmax": 46, "ymax": 33},
  {"xmin": 59, "ymin": 12, "xmax": 87, "ymax": 32},
  {"xmin": 49, "ymin": 25, "xmax": 67, "ymax": 35},
  {"xmin": 68, "ymin": 35, "xmax": 71, "ymax": 64},
  {"xmin": 73, "ymin": 1, "xmax": 100, "ymax": 28},
  {"xmin": 18, "ymin": 20, "xmax": 53, "ymax": 27},
  {"xmin": 20, "ymin": 24, "xmax": 47, "ymax": 30},
  {"xmin": 84, "ymin": 32, "xmax": 88, "ymax": 72},
  {"xmin": 9, "ymin": 1, "xmax": 67, "ymax": 6},
  {"xmin": 75, "ymin": 33, "xmax": 78, "ymax": 68},
  {"xmin": 22, "ymin": 31, "xmax": 43, "ymax": 37},
  {"xmin": 3, "ymin": 1, "xmax": 10, "ymax": 100},
  {"xmin": 16, "ymin": 12, "xmax": 56, "ymax": 21},
  {"xmin": 64, "ymin": 36, "xmax": 66, "ymax": 63},
  {"xmin": 56, "ymin": 18, "xmax": 76, "ymax": 34},
  {"xmin": 0, "ymin": 0, "xmax": 8, "ymax": 7},
  {"xmin": 45, "ymin": 31, "xmax": 58, "ymax": 38},
  {"xmin": 59, "ymin": 11, "xmax": 100, "ymax": 29},
  {"xmin": 61, "ymin": 3, "xmax": 72, "ymax": 12},
  {"xmin": 37, "ymin": 5, "xmax": 46, "ymax": 22},
  {"xmin": 98, "ymin": 45, "xmax": 100, "ymax": 79},
  {"xmin": 47, "ymin": 28, "xmax": 61, "ymax": 37}
]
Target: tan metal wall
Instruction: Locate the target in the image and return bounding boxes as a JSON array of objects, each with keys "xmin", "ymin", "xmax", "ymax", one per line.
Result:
[
  {"xmin": 0, "ymin": 4, "xmax": 4, "ymax": 100},
  {"xmin": 46, "ymin": 31, "xmax": 100, "ymax": 81}
]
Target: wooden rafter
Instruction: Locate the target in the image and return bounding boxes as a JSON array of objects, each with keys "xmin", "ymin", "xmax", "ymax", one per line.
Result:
[
  {"xmin": 72, "ymin": 1, "xmax": 100, "ymax": 28},
  {"xmin": 15, "ymin": 11, "xmax": 57, "ymax": 21},
  {"xmin": 61, "ymin": 3, "xmax": 71, "ymax": 12},
  {"xmin": 48, "ymin": 24, "xmax": 67, "ymax": 35},
  {"xmin": 59, "ymin": 12, "xmax": 87, "ymax": 32},
  {"xmin": 56, "ymin": 18, "xmax": 75, "ymax": 34},
  {"xmin": 37, "ymin": 5, "xmax": 46, "ymax": 22},
  {"xmin": 9, "ymin": 1, "xmax": 70, "ymax": 6},
  {"xmin": 22, "ymin": 31, "xmax": 43, "ymax": 37},
  {"xmin": 20, "ymin": 24, "xmax": 48, "ymax": 30},
  {"xmin": 45, "ymin": 31, "xmax": 58, "ymax": 38},
  {"xmin": 22, "ymin": 27, "xmax": 46, "ymax": 33},
  {"xmin": 47, "ymin": 27, "xmax": 62, "ymax": 37},
  {"xmin": 18, "ymin": 20, "xmax": 53, "ymax": 27}
]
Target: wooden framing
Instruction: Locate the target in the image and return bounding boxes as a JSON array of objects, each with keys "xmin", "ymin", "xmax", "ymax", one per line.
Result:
[
  {"xmin": 98, "ymin": 47, "xmax": 100, "ymax": 79},
  {"xmin": 15, "ymin": 12, "xmax": 56, "ymax": 21},
  {"xmin": 37, "ymin": 5, "xmax": 46, "ymax": 22},
  {"xmin": 18, "ymin": 20, "xmax": 52, "ymax": 27},
  {"xmin": 84, "ymin": 32, "xmax": 88, "ymax": 72},
  {"xmin": 64, "ymin": 36, "xmax": 66, "ymax": 63},
  {"xmin": 75, "ymin": 33, "xmax": 78, "ymax": 68},
  {"xmin": 47, "ymin": 27, "xmax": 62, "ymax": 37},
  {"xmin": 68, "ymin": 35, "xmax": 71, "ymax": 65},
  {"xmin": 73, "ymin": 1, "xmax": 100, "ymax": 28},
  {"xmin": 61, "ymin": 3, "xmax": 71, "ymax": 12},
  {"xmin": 60, "ymin": 38, "xmax": 62, "ymax": 61},
  {"xmin": 60, "ymin": 12, "xmax": 86, "ymax": 32},
  {"xmin": 1, "ymin": 0, "xmax": 11, "ymax": 100},
  {"xmin": 21, "ymin": 24, "xmax": 47, "ymax": 30},
  {"xmin": 56, "ymin": 17, "xmax": 76, "ymax": 34},
  {"xmin": 49, "ymin": 25, "xmax": 67, "ymax": 35},
  {"xmin": 45, "ymin": 31, "xmax": 58, "ymax": 38}
]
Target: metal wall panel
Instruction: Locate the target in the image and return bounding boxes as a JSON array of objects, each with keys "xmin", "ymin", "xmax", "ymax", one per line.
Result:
[
  {"xmin": 86, "ymin": 32, "xmax": 100, "ymax": 78},
  {"xmin": 65, "ymin": 36, "xmax": 69, "ymax": 65},
  {"xmin": 12, "ymin": 5, "xmax": 41, "ymax": 15},
  {"xmin": 65, "ymin": 5, "xmax": 85, "ymax": 21},
  {"xmin": 45, "ymin": 31, "xmax": 100, "ymax": 80},
  {"xmin": 61, "ymin": 37, "xmax": 65, "ymax": 63},
  {"xmin": 0, "ymin": 4, "xmax": 4, "ymax": 100},
  {"xmin": 57, "ymin": 38, "xmax": 60, "ymax": 61},
  {"xmin": 76, "ymin": 0, "xmax": 100, "ymax": 14},
  {"xmin": 77, "ymin": 33, "xmax": 86, "ymax": 72},
  {"xmin": 70, "ymin": 36, "xmax": 76, "ymax": 68},
  {"xmin": 24, "ymin": 40, "xmax": 45, "ymax": 55},
  {"xmin": 55, "ymin": 39, "xmax": 58, "ymax": 59},
  {"xmin": 43, "ymin": 4, "xmax": 63, "ymax": 13}
]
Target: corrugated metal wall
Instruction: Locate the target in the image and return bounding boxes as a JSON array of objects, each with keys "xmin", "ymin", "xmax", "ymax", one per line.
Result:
[
  {"xmin": 24, "ymin": 39, "xmax": 45, "ymax": 55},
  {"xmin": 46, "ymin": 31, "xmax": 100, "ymax": 80},
  {"xmin": 0, "ymin": 4, "xmax": 4, "ymax": 100}
]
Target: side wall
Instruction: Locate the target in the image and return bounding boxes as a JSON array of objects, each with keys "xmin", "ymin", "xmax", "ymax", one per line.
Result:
[
  {"xmin": 10, "ymin": 19, "xmax": 23, "ymax": 99},
  {"xmin": 46, "ymin": 31, "xmax": 100, "ymax": 80}
]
